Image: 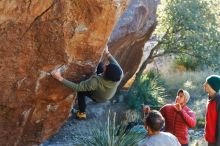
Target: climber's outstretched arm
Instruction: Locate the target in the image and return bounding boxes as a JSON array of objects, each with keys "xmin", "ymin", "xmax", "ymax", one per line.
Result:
[{"xmin": 105, "ymin": 46, "xmax": 124, "ymax": 78}]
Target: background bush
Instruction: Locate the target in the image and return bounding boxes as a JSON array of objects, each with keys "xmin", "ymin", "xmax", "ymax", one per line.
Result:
[
  {"xmin": 174, "ymin": 55, "xmax": 200, "ymax": 71},
  {"xmin": 127, "ymin": 70, "xmax": 167, "ymax": 112}
]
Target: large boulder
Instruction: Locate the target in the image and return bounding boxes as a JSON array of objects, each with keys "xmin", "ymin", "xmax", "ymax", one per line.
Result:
[
  {"xmin": 109, "ymin": 0, "xmax": 158, "ymax": 86},
  {"xmin": 0, "ymin": 0, "xmax": 128, "ymax": 145}
]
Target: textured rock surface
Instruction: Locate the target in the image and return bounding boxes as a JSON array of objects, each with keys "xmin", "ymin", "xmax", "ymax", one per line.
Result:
[
  {"xmin": 109, "ymin": 0, "xmax": 158, "ymax": 86},
  {"xmin": 0, "ymin": 0, "xmax": 128, "ymax": 145}
]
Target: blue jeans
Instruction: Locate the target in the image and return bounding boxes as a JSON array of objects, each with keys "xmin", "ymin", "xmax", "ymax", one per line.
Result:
[{"xmin": 182, "ymin": 144, "xmax": 188, "ymax": 146}]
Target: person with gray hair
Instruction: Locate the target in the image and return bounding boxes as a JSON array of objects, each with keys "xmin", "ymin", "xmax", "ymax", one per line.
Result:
[
  {"xmin": 138, "ymin": 110, "xmax": 181, "ymax": 146},
  {"xmin": 160, "ymin": 89, "xmax": 196, "ymax": 146}
]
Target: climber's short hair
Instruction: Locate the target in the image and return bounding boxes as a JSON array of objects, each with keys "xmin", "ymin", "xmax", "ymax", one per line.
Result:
[{"xmin": 104, "ymin": 63, "xmax": 122, "ymax": 82}]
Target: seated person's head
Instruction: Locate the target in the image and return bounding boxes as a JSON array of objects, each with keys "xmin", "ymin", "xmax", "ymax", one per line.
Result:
[
  {"xmin": 104, "ymin": 63, "xmax": 122, "ymax": 82},
  {"xmin": 144, "ymin": 110, "xmax": 164, "ymax": 132}
]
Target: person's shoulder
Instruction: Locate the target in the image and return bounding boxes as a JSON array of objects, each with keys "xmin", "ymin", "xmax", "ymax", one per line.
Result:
[
  {"xmin": 160, "ymin": 131, "xmax": 174, "ymax": 136},
  {"xmin": 85, "ymin": 75, "xmax": 100, "ymax": 84},
  {"xmin": 160, "ymin": 132, "xmax": 181, "ymax": 145},
  {"xmin": 92, "ymin": 75, "xmax": 115, "ymax": 85},
  {"xmin": 161, "ymin": 104, "xmax": 173, "ymax": 109},
  {"xmin": 90, "ymin": 74, "xmax": 102, "ymax": 80},
  {"xmin": 160, "ymin": 132, "xmax": 178, "ymax": 141}
]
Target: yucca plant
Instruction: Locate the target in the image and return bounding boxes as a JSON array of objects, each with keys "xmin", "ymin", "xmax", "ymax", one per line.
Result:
[{"xmin": 75, "ymin": 111, "xmax": 145, "ymax": 146}]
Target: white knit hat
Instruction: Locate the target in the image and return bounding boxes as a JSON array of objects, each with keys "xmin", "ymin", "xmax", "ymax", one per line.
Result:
[
  {"xmin": 177, "ymin": 89, "xmax": 190, "ymax": 103},
  {"xmin": 183, "ymin": 90, "xmax": 190, "ymax": 103}
]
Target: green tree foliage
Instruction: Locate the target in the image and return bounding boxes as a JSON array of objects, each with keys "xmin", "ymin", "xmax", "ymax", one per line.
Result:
[
  {"xmin": 127, "ymin": 70, "xmax": 167, "ymax": 111},
  {"xmin": 174, "ymin": 55, "xmax": 200, "ymax": 71},
  {"xmin": 156, "ymin": 0, "xmax": 220, "ymax": 63},
  {"xmin": 136, "ymin": 0, "xmax": 220, "ymax": 77}
]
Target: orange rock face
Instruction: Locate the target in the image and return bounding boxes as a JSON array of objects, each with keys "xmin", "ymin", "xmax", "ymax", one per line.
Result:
[
  {"xmin": 109, "ymin": 0, "xmax": 158, "ymax": 86},
  {"xmin": 0, "ymin": 0, "xmax": 128, "ymax": 145}
]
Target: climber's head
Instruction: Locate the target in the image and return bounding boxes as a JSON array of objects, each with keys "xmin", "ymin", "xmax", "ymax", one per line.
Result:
[{"xmin": 104, "ymin": 63, "xmax": 122, "ymax": 82}]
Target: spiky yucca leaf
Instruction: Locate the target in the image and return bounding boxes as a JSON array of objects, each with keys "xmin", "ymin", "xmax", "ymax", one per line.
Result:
[{"xmin": 75, "ymin": 111, "xmax": 145, "ymax": 146}]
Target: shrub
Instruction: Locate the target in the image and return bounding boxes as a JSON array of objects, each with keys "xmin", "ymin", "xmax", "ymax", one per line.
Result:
[
  {"xmin": 196, "ymin": 118, "xmax": 205, "ymax": 129},
  {"xmin": 127, "ymin": 70, "xmax": 167, "ymax": 112},
  {"xmin": 174, "ymin": 55, "xmax": 200, "ymax": 71}
]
